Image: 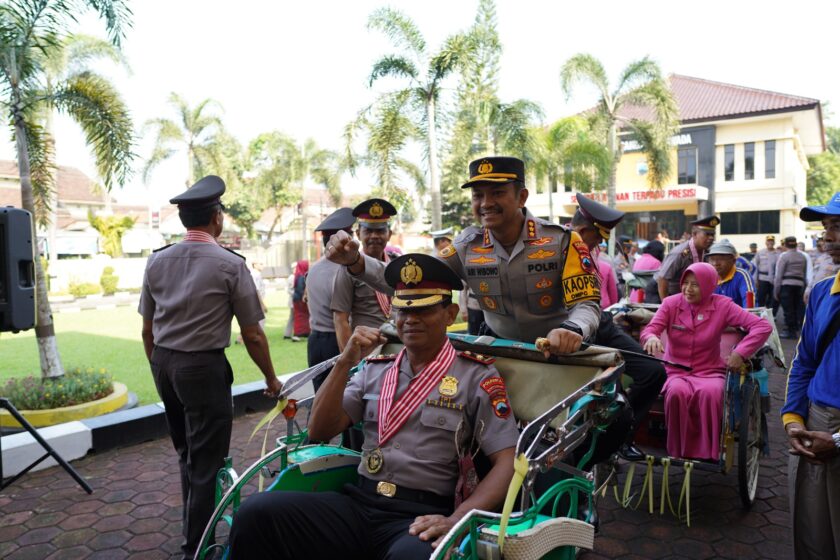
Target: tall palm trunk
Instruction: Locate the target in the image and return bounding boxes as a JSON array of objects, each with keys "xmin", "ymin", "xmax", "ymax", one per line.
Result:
[
  {"xmin": 607, "ymin": 121, "xmax": 618, "ymax": 257},
  {"xmin": 14, "ymin": 109, "xmax": 65, "ymax": 379},
  {"xmin": 426, "ymin": 95, "xmax": 442, "ymax": 231}
]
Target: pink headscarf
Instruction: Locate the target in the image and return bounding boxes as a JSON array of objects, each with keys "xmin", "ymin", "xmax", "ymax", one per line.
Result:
[
  {"xmin": 294, "ymin": 260, "xmax": 309, "ymax": 279},
  {"xmin": 680, "ymin": 262, "xmax": 718, "ymax": 308}
]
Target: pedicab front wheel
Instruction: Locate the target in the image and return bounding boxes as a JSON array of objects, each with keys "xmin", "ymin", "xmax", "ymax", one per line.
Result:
[{"xmin": 737, "ymin": 379, "xmax": 762, "ymax": 510}]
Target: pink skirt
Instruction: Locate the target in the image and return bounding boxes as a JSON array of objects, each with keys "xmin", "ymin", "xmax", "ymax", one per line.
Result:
[{"xmin": 662, "ymin": 374, "xmax": 725, "ymax": 460}]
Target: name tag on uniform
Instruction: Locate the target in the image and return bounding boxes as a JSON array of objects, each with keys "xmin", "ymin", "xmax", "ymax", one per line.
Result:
[
  {"xmin": 671, "ymin": 324, "xmax": 687, "ymax": 331},
  {"xmin": 363, "ymin": 393, "xmax": 380, "ymax": 400}
]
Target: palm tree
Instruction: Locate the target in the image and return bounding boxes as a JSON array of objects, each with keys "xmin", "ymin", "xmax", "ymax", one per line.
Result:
[
  {"xmin": 142, "ymin": 93, "xmax": 224, "ymax": 187},
  {"xmin": 560, "ymin": 54, "xmax": 679, "ymax": 209},
  {"xmin": 361, "ymin": 6, "xmax": 472, "ymax": 230},
  {"xmin": 88, "ymin": 211, "xmax": 136, "ymax": 257},
  {"xmin": 0, "ymin": 0, "xmax": 134, "ymax": 378}
]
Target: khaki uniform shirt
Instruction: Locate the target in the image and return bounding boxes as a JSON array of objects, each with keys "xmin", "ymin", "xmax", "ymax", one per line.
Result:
[
  {"xmin": 307, "ymin": 257, "xmax": 344, "ymax": 332},
  {"xmin": 753, "ymin": 248, "xmax": 779, "ymax": 283},
  {"xmin": 342, "ymin": 351, "xmax": 519, "ymax": 496},
  {"xmin": 360, "ymin": 209, "xmax": 601, "ymax": 341},
  {"xmin": 331, "ymin": 265, "xmax": 392, "ymax": 330},
  {"xmin": 774, "ymin": 249, "xmax": 808, "ymax": 290},
  {"xmin": 806, "ymin": 253, "xmax": 840, "ymax": 303},
  {"xmin": 138, "ymin": 241, "xmax": 264, "ymax": 352},
  {"xmin": 656, "ymin": 239, "xmax": 703, "ymax": 296}
]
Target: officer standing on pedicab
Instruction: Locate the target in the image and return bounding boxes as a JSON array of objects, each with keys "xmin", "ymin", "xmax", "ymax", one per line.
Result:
[
  {"xmin": 656, "ymin": 215, "xmax": 718, "ymax": 301},
  {"xmin": 570, "ymin": 193, "xmax": 667, "ymax": 462},
  {"xmin": 327, "ymin": 156, "xmax": 602, "ymax": 355},
  {"xmin": 138, "ymin": 176, "xmax": 282, "ymax": 559}
]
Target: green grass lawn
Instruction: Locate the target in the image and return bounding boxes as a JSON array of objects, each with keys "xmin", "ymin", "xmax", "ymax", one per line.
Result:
[{"xmin": 0, "ymin": 291, "xmax": 309, "ymax": 405}]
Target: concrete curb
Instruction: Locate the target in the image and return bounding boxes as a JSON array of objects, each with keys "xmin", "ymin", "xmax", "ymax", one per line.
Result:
[{"xmin": 0, "ymin": 370, "xmax": 313, "ymax": 478}]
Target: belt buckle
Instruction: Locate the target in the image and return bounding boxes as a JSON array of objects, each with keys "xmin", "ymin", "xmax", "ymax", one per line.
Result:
[{"xmin": 376, "ymin": 481, "xmax": 397, "ymax": 498}]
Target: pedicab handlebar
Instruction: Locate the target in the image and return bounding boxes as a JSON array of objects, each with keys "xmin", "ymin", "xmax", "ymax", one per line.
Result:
[{"xmin": 534, "ymin": 337, "xmax": 693, "ymax": 372}]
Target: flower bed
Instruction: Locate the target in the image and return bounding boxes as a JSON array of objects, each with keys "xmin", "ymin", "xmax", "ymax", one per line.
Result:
[{"xmin": 1, "ymin": 367, "xmax": 114, "ymax": 410}]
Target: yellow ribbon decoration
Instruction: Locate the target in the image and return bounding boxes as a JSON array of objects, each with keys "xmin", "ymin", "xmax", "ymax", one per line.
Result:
[
  {"xmin": 659, "ymin": 458, "xmax": 672, "ymax": 515},
  {"xmin": 678, "ymin": 461, "xmax": 693, "ymax": 527},
  {"xmin": 247, "ymin": 397, "xmax": 289, "ymax": 491},
  {"xmin": 497, "ymin": 452, "xmax": 529, "ymax": 552},
  {"xmin": 613, "ymin": 462, "xmax": 636, "ymax": 508},
  {"xmin": 633, "ymin": 455, "xmax": 655, "ymax": 513}
]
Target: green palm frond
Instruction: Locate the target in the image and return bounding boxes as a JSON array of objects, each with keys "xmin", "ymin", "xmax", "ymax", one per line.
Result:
[
  {"xmin": 51, "ymin": 70, "xmax": 134, "ymax": 188},
  {"xmin": 615, "ymin": 56, "xmax": 662, "ymax": 96},
  {"xmin": 368, "ymin": 6, "xmax": 426, "ymax": 57},
  {"xmin": 621, "ymin": 78, "xmax": 679, "ymax": 131},
  {"xmin": 560, "ymin": 53, "xmax": 610, "ymax": 102},
  {"xmin": 428, "ymin": 33, "xmax": 472, "ymax": 83},
  {"xmin": 369, "ymin": 55, "xmax": 418, "ymax": 86},
  {"xmin": 43, "ymin": 33, "xmax": 129, "ymax": 79},
  {"xmin": 20, "ymin": 115, "xmax": 56, "ymax": 226},
  {"xmin": 627, "ymin": 119, "xmax": 673, "ymax": 189}
]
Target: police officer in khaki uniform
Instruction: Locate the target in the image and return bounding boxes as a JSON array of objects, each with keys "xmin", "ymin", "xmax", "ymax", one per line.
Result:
[
  {"xmin": 331, "ymin": 198, "xmax": 399, "ymax": 350},
  {"xmin": 307, "ymin": 208, "xmax": 355, "ymax": 386},
  {"xmin": 229, "ymin": 254, "xmax": 519, "ymax": 559},
  {"xmin": 139, "ymin": 176, "xmax": 281, "ymax": 559},
  {"xmin": 656, "ymin": 215, "xmax": 719, "ymax": 300},
  {"xmin": 328, "ymin": 157, "xmax": 601, "ymax": 355},
  {"xmin": 753, "ymin": 234, "xmax": 779, "ymax": 310}
]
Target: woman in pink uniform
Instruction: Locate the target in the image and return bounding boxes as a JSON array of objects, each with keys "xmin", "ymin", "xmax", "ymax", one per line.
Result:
[{"xmin": 640, "ymin": 262, "xmax": 771, "ymax": 460}]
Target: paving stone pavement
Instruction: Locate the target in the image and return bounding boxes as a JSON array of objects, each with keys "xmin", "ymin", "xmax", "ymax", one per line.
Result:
[{"xmin": 0, "ymin": 332, "xmax": 800, "ymax": 559}]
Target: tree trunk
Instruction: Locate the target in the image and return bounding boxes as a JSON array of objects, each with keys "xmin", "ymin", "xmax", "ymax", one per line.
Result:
[
  {"xmin": 14, "ymin": 112, "xmax": 65, "ymax": 379},
  {"xmin": 607, "ymin": 121, "xmax": 618, "ymax": 258},
  {"xmin": 548, "ymin": 171, "xmax": 557, "ymax": 222},
  {"xmin": 427, "ymin": 96, "xmax": 442, "ymax": 231}
]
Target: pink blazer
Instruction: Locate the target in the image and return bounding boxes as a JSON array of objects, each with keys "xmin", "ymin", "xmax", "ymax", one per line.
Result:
[
  {"xmin": 640, "ymin": 293, "xmax": 772, "ymax": 377},
  {"xmin": 598, "ymin": 257, "xmax": 619, "ymax": 308}
]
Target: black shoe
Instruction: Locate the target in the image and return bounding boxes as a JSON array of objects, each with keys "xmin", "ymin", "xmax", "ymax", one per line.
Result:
[{"xmin": 618, "ymin": 443, "xmax": 645, "ymax": 462}]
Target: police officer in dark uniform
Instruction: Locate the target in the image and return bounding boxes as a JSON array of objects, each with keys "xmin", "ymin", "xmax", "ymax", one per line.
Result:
[
  {"xmin": 138, "ymin": 176, "xmax": 282, "ymax": 559},
  {"xmin": 229, "ymin": 254, "xmax": 519, "ymax": 559},
  {"xmin": 307, "ymin": 208, "xmax": 355, "ymax": 387},
  {"xmin": 327, "ymin": 157, "xmax": 601, "ymax": 356},
  {"xmin": 331, "ymin": 199, "xmax": 400, "ymax": 351},
  {"xmin": 656, "ymin": 215, "xmax": 719, "ymax": 300},
  {"xmin": 571, "ymin": 193, "xmax": 667, "ymax": 461}
]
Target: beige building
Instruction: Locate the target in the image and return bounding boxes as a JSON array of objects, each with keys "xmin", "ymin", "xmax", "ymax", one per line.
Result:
[{"xmin": 529, "ymin": 75, "xmax": 826, "ymax": 251}]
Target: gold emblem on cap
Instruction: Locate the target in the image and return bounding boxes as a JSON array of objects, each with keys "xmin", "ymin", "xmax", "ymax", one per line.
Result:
[
  {"xmin": 477, "ymin": 160, "xmax": 493, "ymax": 174},
  {"xmin": 400, "ymin": 258, "xmax": 423, "ymax": 285},
  {"xmin": 369, "ymin": 202, "xmax": 384, "ymax": 217},
  {"xmin": 438, "ymin": 376, "xmax": 458, "ymax": 397},
  {"xmin": 710, "ymin": 217, "xmax": 720, "ymax": 226}
]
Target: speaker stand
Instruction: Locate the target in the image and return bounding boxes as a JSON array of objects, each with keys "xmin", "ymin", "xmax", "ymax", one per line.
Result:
[{"xmin": 0, "ymin": 398, "xmax": 92, "ymax": 494}]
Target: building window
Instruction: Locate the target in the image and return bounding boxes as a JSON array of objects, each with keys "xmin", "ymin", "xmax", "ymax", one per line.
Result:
[
  {"xmin": 724, "ymin": 144, "xmax": 734, "ymax": 181},
  {"xmin": 677, "ymin": 147, "xmax": 697, "ymax": 184},
  {"xmin": 720, "ymin": 210, "xmax": 780, "ymax": 234},
  {"xmin": 765, "ymin": 140, "xmax": 776, "ymax": 179},
  {"xmin": 744, "ymin": 142, "xmax": 755, "ymax": 180}
]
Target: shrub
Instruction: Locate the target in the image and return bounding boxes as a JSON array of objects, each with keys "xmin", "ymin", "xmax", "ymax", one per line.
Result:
[
  {"xmin": 69, "ymin": 282, "xmax": 101, "ymax": 298},
  {"xmin": 0, "ymin": 367, "xmax": 114, "ymax": 410},
  {"xmin": 100, "ymin": 266, "xmax": 119, "ymax": 296}
]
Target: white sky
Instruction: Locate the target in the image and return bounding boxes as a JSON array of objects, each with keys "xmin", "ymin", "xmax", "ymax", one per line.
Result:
[{"xmin": 2, "ymin": 0, "xmax": 838, "ymax": 207}]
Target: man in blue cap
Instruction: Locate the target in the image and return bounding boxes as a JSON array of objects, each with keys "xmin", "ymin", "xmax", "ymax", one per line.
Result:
[
  {"xmin": 782, "ymin": 191, "xmax": 840, "ymax": 559},
  {"xmin": 307, "ymin": 208, "xmax": 355, "ymax": 382},
  {"xmin": 139, "ymin": 176, "xmax": 282, "ymax": 558}
]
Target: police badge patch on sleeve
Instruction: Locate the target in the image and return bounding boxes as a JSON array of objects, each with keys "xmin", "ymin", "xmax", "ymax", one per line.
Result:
[
  {"xmin": 480, "ymin": 376, "xmax": 511, "ymax": 418},
  {"xmin": 561, "ymin": 231, "xmax": 600, "ymax": 305}
]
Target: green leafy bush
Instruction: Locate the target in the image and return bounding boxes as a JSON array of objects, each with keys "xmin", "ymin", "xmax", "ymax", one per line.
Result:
[
  {"xmin": 69, "ymin": 282, "xmax": 101, "ymax": 298},
  {"xmin": 100, "ymin": 266, "xmax": 119, "ymax": 295},
  {"xmin": 0, "ymin": 368, "xmax": 114, "ymax": 410}
]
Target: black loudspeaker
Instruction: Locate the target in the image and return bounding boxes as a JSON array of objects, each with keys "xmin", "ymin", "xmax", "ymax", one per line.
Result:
[{"xmin": 0, "ymin": 207, "xmax": 35, "ymax": 332}]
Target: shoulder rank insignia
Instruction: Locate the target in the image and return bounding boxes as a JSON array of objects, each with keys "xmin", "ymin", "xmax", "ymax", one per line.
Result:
[
  {"xmin": 439, "ymin": 245, "xmax": 457, "ymax": 259},
  {"xmin": 366, "ymin": 354, "xmax": 397, "ymax": 362},
  {"xmin": 459, "ymin": 350, "xmax": 495, "ymax": 365},
  {"xmin": 222, "ymin": 247, "xmax": 246, "ymax": 260},
  {"xmin": 152, "ymin": 243, "xmax": 173, "ymax": 253},
  {"xmin": 526, "ymin": 237, "xmax": 553, "ymax": 247}
]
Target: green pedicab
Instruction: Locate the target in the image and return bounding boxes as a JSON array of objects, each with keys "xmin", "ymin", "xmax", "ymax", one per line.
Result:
[{"xmin": 195, "ymin": 331, "xmax": 626, "ymax": 560}]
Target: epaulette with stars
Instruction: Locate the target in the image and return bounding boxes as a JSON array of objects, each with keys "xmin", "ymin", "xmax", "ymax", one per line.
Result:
[
  {"xmin": 366, "ymin": 353, "xmax": 398, "ymax": 362},
  {"xmin": 458, "ymin": 350, "xmax": 495, "ymax": 365}
]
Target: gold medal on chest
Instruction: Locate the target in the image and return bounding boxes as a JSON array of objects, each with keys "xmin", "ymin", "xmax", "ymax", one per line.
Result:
[
  {"xmin": 365, "ymin": 447, "xmax": 384, "ymax": 474},
  {"xmin": 438, "ymin": 375, "xmax": 458, "ymax": 397}
]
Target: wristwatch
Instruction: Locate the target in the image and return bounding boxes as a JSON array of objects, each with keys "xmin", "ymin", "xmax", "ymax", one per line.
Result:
[{"xmin": 832, "ymin": 432, "xmax": 840, "ymax": 449}]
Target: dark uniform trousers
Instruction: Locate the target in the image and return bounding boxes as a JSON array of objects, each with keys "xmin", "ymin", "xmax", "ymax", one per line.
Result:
[
  {"xmin": 756, "ymin": 280, "xmax": 776, "ymax": 312},
  {"xmin": 229, "ymin": 482, "xmax": 451, "ymax": 560},
  {"xmin": 307, "ymin": 329, "xmax": 341, "ymax": 392},
  {"xmin": 150, "ymin": 346, "xmax": 233, "ymax": 557},
  {"xmin": 467, "ymin": 308, "xmax": 484, "ymax": 336},
  {"xmin": 779, "ymin": 285, "xmax": 805, "ymax": 335}
]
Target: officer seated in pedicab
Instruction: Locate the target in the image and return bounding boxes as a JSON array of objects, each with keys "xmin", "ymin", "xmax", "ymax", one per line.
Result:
[{"xmin": 229, "ymin": 253, "xmax": 519, "ymax": 560}]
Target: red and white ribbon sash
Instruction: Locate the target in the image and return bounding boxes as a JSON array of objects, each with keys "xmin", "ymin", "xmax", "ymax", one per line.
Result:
[
  {"xmin": 377, "ymin": 341, "xmax": 456, "ymax": 446},
  {"xmin": 374, "ymin": 251, "xmax": 392, "ymax": 318}
]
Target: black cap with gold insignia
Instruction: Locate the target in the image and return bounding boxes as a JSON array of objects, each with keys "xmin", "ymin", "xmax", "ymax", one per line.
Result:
[
  {"xmin": 353, "ymin": 198, "xmax": 397, "ymax": 230},
  {"xmin": 690, "ymin": 215, "xmax": 720, "ymax": 232},
  {"xmin": 169, "ymin": 175, "xmax": 226, "ymax": 209},
  {"xmin": 315, "ymin": 207, "xmax": 355, "ymax": 232},
  {"xmin": 575, "ymin": 193, "xmax": 625, "ymax": 240},
  {"xmin": 461, "ymin": 156, "xmax": 525, "ymax": 189},
  {"xmin": 384, "ymin": 253, "xmax": 462, "ymax": 309}
]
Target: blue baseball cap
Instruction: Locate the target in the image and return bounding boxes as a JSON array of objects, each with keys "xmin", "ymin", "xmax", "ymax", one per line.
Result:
[{"xmin": 800, "ymin": 192, "xmax": 840, "ymax": 221}]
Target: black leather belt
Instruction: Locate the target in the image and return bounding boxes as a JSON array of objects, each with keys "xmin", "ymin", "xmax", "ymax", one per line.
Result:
[
  {"xmin": 154, "ymin": 346, "xmax": 224, "ymax": 355},
  {"xmin": 357, "ymin": 476, "xmax": 452, "ymax": 509}
]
